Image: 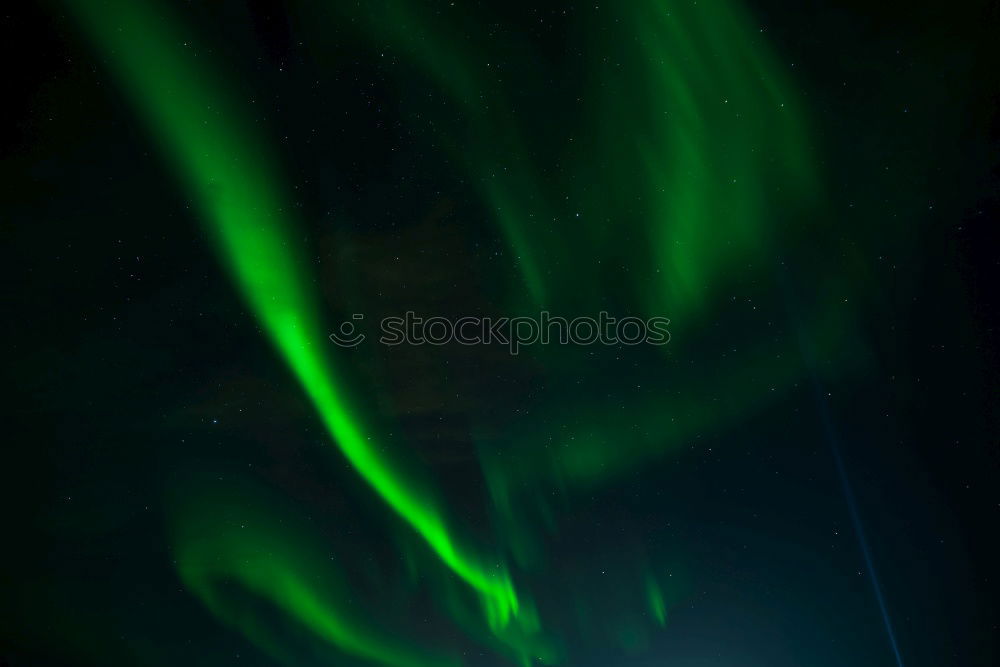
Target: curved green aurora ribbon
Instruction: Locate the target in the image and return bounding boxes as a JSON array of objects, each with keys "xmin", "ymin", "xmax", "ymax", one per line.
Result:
[
  {"xmin": 63, "ymin": 0, "xmax": 828, "ymax": 664},
  {"xmin": 63, "ymin": 0, "xmax": 520, "ymax": 637}
]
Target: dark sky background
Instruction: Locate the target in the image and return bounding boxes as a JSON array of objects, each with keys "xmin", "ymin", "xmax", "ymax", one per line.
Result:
[{"xmin": 2, "ymin": 1, "xmax": 998, "ymax": 666}]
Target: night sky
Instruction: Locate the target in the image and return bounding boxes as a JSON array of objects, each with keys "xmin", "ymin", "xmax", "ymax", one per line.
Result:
[{"xmin": 2, "ymin": 1, "xmax": 998, "ymax": 666}]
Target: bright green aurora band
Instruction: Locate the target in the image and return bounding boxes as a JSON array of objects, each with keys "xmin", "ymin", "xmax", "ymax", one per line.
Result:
[{"xmin": 63, "ymin": 0, "xmax": 833, "ymax": 664}]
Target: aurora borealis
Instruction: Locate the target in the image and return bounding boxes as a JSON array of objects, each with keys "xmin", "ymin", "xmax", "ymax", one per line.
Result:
[{"xmin": 2, "ymin": 1, "xmax": 998, "ymax": 666}]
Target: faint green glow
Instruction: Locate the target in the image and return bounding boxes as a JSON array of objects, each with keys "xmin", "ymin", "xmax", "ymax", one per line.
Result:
[
  {"xmin": 171, "ymin": 478, "xmax": 457, "ymax": 667},
  {"xmin": 313, "ymin": 0, "xmax": 557, "ymax": 307},
  {"xmin": 646, "ymin": 576, "xmax": 667, "ymax": 626},
  {"xmin": 629, "ymin": 0, "xmax": 819, "ymax": 314},
  {"xmin": 64, "ymin": 0, "xmax": 519, "ymax": 631},
  {"xmin": 318, "ymin": 0, "xmax": 819, "ymax": 318}
]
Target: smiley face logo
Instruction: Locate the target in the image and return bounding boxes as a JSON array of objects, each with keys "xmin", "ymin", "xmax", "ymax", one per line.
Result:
[{"xmin": 328, "ymin": 314, "xmax": 365, "ymax": 347}]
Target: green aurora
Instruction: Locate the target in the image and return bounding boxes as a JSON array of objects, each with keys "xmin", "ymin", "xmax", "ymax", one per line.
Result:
[
  {"xmin": 6, "ymin": 0, "xmax": 995, "ymax": 665},
  {"xmin": 60, "ymin": 0, "xmax": 830, "ymax": 663}
]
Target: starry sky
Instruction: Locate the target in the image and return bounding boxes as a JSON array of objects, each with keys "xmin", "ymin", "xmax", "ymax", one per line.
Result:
[{"xmin": 2, "ymin": 1, "xmax": 998, "ymax": 666}]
